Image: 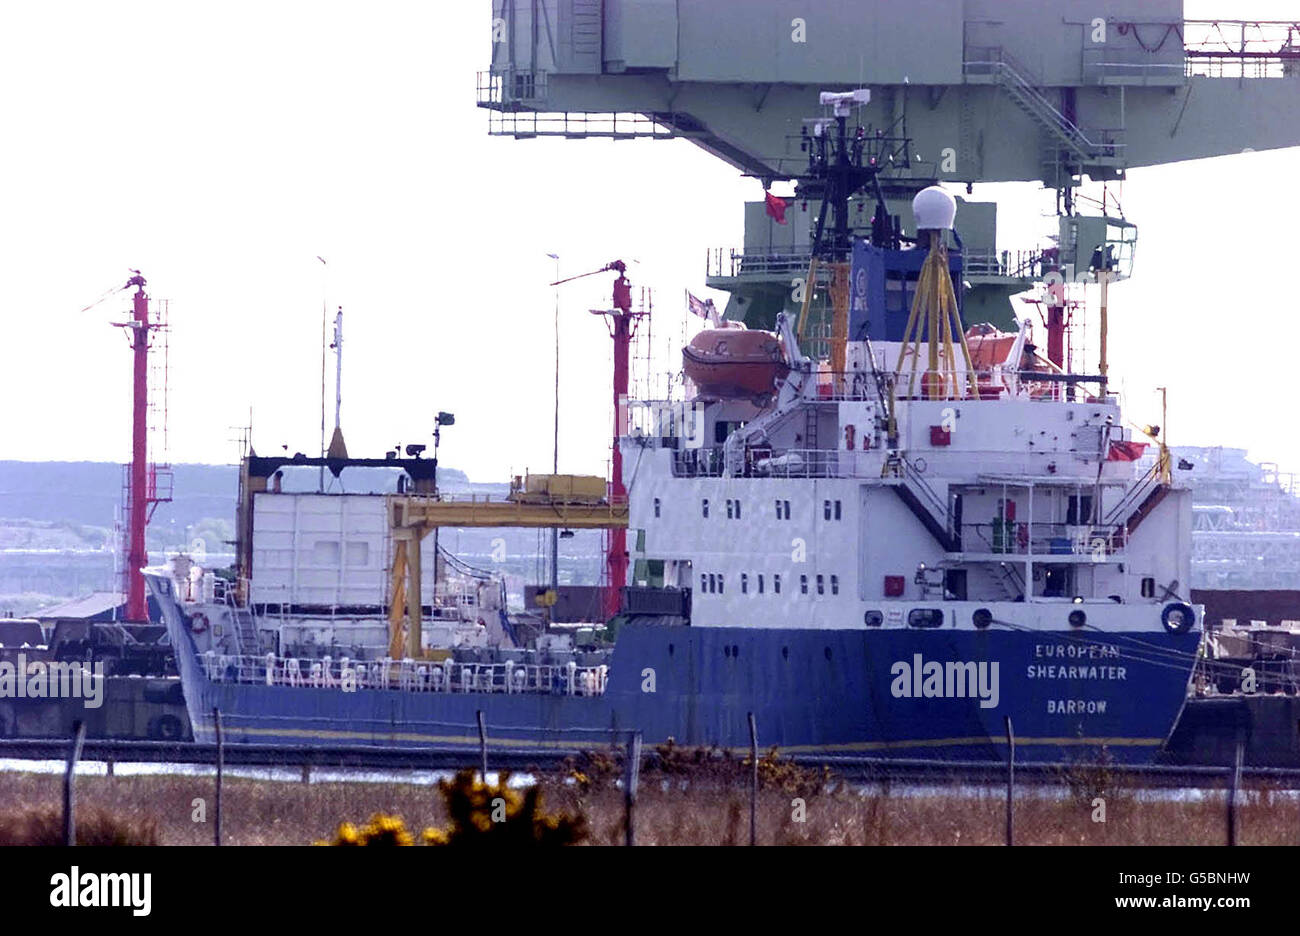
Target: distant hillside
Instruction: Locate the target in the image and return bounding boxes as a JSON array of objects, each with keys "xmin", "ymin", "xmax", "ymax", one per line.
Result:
[
  {"xmin": 0, "ymin": 460, "xmax": 471, "ymax": 532},
  {"xmin": 0, "ymin": 460, "xmax": 599, "ymax": 614}
]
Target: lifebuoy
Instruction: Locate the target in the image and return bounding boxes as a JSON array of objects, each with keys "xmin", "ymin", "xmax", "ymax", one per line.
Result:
[
  {"xmin": 1161, "ymin": 602, "xmax": 1195, "ymax": 634},
  {"xmin": 189, "ymin": 612, "xmax": 210, "ymax": 635}
]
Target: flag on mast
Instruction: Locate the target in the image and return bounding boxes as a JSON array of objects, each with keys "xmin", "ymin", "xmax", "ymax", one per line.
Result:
[{"xmin": 686, "ymin": 290, "xmax": 719, "ymax": 325}]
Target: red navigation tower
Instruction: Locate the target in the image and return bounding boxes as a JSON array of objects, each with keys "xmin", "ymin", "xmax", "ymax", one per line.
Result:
[
  {"xmin": 113, "ymin": 273, "xmax": 171, "ymax": 622},
  {"xmin": 551, "ymin": 260, "xmax": 648, "ymax": 619}
]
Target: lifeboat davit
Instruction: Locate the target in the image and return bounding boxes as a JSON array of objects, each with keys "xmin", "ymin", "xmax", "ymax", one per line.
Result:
[{"xmin": 682, "ymin": 323, "xmax": 789, "ymax": 401}]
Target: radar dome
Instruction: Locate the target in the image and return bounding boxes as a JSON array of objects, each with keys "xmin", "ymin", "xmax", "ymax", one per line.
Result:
[{"xmin": 912, "ymin": 185, "xmax": 956, "ymax": 231}]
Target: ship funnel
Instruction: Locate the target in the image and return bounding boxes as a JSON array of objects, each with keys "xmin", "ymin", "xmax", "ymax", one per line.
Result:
[{"xmin": 913, "ymin": 185, "xmax": 956, "ymax": 231}]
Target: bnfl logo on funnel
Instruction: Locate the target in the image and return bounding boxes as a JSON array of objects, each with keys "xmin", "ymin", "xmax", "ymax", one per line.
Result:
[
  {"xmin": 0, "ymin": 655, "xmax": 104, "ymax": 708},
  {"xmin": 890, "ymin": 654, "xmax": 999, "ymax": 709}
]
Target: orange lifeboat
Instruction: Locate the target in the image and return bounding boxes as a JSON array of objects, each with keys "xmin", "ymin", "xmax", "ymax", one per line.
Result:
[
  {"xmin": 682, "ymin": 324, "xmax": 789, "ymax": 401},
  {"xmin": 965, "ymin": 324, "xmax": 1057, "ymax": 399}
]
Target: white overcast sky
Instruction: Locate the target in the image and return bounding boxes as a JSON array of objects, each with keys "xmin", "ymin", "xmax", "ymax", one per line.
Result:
[{"xmin": 2, "ymin": 0, "xmax": 1298, "ymax": 483}]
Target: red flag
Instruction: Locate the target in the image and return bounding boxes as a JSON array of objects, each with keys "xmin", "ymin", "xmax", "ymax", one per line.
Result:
[
  {"xmin": 1106, "ymin": 440, "xmax": 1147, "ymax": 462},
  {"xmin": 764, "ymin": 190, "xmax": 789, "ymax": 224}
]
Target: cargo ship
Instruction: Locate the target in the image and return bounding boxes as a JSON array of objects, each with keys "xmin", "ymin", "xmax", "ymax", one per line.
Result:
[{"xmin": 140, "ymin": 96, "xmax": 1204, "ymax": 762}]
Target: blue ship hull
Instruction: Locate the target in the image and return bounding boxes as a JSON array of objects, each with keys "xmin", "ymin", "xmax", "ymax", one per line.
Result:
[{"xmin": 156, "ymin": 595, "xmax": 1199, "ymax": 764}]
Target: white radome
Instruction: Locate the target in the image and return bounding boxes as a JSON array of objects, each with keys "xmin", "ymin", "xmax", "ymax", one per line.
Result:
[{"xmin": 913, "ymin": 185, "xmax": 957, "ymax": 230}]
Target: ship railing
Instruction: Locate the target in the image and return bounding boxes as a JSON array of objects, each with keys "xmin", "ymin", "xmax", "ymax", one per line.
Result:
[
  {"xmin": 787, "ymin": 369, "xmax": 1105, "ymax": 404},
  {"xmin": 674, "ymin": 446, "xmax": 861, "ymax": 479},
  {"xmin": 958, "ymin": 521, "xmax": 1128, "ymax": 558},
  {"xmin": 653, "ymin": 369, "xmax": 1103, "ymax": 415},
  {"xmin": 705, "ymin": 245, "xmax": 1051, "ymax": 281},
  {"xmin": 202, "ymin": 652, "xmax": 610, "ymax": 697}
]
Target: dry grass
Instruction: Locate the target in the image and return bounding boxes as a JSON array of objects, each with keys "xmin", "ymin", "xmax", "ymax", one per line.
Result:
[
  {"xmin": 0, "ymin": 768, "xmax": 1296, "ymax": 845},
  {"xmin": 0, "ymin": 802, "xmax": 158, "ymax": 846}
]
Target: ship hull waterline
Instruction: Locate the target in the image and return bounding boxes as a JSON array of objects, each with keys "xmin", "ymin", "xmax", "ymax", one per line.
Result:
[{"xmin": 149, "ymin": 575, "xmax": 1199, "ymax": 765}]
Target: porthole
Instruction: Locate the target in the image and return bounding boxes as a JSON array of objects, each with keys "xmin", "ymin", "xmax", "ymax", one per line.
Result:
[
  {"xmin": 1068, "ymin": 609, "xmax": 1087, "ymax": 629},
  {"xmin": 973, "ymin": 608, "xmax": 993, "ymax": 630},
  {"xmin": 864, "ymin": 610, "xmax": 883, "ymax": 627},
  {"xmin": 907, "ymin": 608, "xmax": 945, "ymax": 629}
]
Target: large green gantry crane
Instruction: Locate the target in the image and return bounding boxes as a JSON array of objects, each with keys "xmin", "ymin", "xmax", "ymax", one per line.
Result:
[{"xmin": 480, "ymin": 1, "xmax": 1300, "ymax": 329}]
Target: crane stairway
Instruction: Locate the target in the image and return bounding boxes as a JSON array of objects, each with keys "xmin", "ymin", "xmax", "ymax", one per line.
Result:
[{"xmin": 965, "ymin": 48, "xmax": 1123, "ymax": 176}]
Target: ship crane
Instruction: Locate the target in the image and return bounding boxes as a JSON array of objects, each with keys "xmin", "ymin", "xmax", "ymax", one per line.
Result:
[{"xmin": 549, "ymin": 259, "xmax": 648, "ymax": 619}]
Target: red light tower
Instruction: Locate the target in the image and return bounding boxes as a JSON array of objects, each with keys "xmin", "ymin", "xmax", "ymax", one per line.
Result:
[
  {"xmin": 551, "ymin": 260, "xmax": 647, "ymax": 619},
  {"xmin": 112, "ymin": 272, "xmax": 170, "ymax": 622}
]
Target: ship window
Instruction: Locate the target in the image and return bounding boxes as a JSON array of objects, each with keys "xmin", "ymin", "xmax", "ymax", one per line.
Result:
[
  {"xmin": 831, "ymin": 574, "xmax": 839, "ymax": 595},
  {"xmin": 735, "ymin": 499, "xmax": 742, "ymax": 519},
  {"xmin": 834, "ymin": 500, "xmax": 842, "ymax": 520},
  {"xmin": 1067, "ymin": 494, "xmax": 1094, "ymax": 526},
  {"xmin": 700, "ymin": 574, "xmax": 707, "ymax": 593},
  {"xmin": 346, "ymin": 541, "xmax": 369, "ymax": 566},
  {"xmin": 758, "ymin": 574, "xmax": 765, "ymax": 594},
  {"xmin": 702, "ymin": 498, "xmax": 709, "ymax": 518},
  {"xmin": 774, "ymin": 574, "xmax": 782, "ymax": 594},
  {"xmin": 823, "ymin": 500, "xmax": 832, "ymax": 520},
  {"xmin": 816, "ymin": 574, "xmax": 825, "ymax": 595},
  {"xmin": 726, "ymin": 499, "xmax": 734, "ymax": 519},
  {"xmin": 313, "ymin": 540, "xmax": 340, "ymax": 565},
  {"xmin": 654, "ymin": 498, "xmax": 661, "ymax": 518},
  {"xmin": 785, "ymin": 500, "xmax": 791, "ymax": 518},
  {"xmin": 718, "ymin": 574, "xmax": 725, "ymax": 594},
  {"xmin": 907, "ymin": 608, "xmax": 945, "ymax": 629},
  {"xmin": 1140, "ymin": 577, "xmax": 1155, "ymax": 598},
  {"xmin": 800, "ymin": 574, "xmax": 808, "ymax": 595},
  {"xmin": 775, "ymin": 499, "xmax": 784, "ymax": 519},
  {"xmin": 864, "ymin": 610, "xmax": 883, "ymax": 627},
  {"xmin": 741, "ymin": 573, "xmax": 748, "ymax": 594}
]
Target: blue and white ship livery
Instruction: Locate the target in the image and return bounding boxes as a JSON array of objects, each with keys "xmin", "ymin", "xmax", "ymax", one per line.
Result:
[{"xmin": 144, "ymin": 185, "xmax": 1203, "ymax": 763}]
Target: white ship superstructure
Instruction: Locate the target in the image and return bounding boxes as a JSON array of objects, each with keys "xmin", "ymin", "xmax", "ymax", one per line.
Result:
[{"xmin": 627, "ymin": 312, "xmax": 1197, "ymax": 636}]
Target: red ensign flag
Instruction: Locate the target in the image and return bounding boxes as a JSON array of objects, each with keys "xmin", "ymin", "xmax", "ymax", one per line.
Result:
[{"xmin": 765, "ymin": 190, "xmax": 790, "ymax": 224}]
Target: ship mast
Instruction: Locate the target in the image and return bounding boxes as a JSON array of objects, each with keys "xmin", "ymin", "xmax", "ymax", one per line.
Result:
[
  {"xmin": 112, "ymin": 272, "xmax": 171, "ymax": 623},
  {"xmin": 550, "ymin": 259, "xmax": 648, "ymax": 619}
]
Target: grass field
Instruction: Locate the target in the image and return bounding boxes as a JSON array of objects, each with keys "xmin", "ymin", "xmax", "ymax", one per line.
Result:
[{"xmin": 0, "ymin": 766, "xmax": 1296, "ymax": 845}]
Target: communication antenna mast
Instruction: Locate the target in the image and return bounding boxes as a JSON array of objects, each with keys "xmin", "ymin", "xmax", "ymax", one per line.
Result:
[{"xmin": 326, "ymin": 305, "xmax": 348, "ymax": 466}]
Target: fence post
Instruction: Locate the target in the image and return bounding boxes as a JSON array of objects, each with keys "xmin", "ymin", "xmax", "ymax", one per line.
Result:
[
  {"xmin": 1004, "ymin": 715, "xmax": 1015, "ymax": 847},
  {"xmin": 476, "ymin": 710, "xmax": 488, "ymax": 783},
  {"xmin": 748, "ymin": 712, "xmax": 758, "ymax": 847},
  {"xmin": 63, "ymin": 721, "xmax": 86, "ymax": 847},
  {"xmin": 213, "ymin": 708, "xmax": 224, "ymax": 847},
  {"xmin": 624, "ymin": 731, "xmax": 642, "ymax": 847},
  {"xmin": 1227, "ymin": 731, "xmax": 1244, "ymax": 846}
]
